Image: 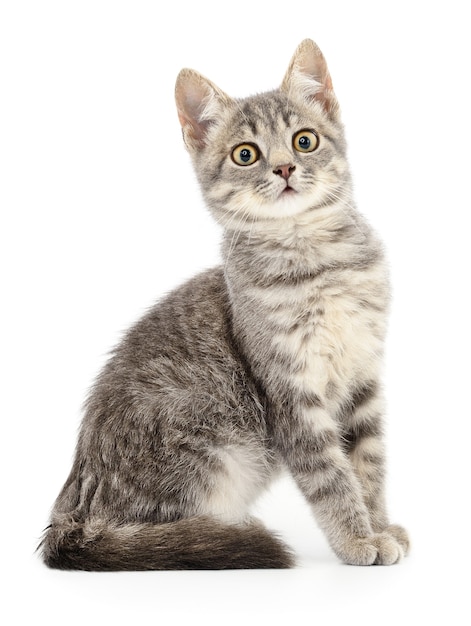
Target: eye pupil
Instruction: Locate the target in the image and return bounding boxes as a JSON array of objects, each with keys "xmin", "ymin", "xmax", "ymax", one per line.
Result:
[
  {"xmin": 240, "ymin": 149, "xmax": 251, "ymax": 162},
  {"xmin": 299, "ymin": 136, "xmax": 310, "ymax": 148}
]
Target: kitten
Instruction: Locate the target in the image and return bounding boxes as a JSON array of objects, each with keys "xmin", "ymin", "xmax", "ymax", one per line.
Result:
[{"xmin": 40, "ymin": 39, "xmax": 409, "ymax": 570}]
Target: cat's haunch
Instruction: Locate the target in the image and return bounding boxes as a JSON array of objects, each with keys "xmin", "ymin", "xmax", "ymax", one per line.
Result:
[{"xmin": 40, "ymin": 39, "xmax": 409, "ymax": 570}]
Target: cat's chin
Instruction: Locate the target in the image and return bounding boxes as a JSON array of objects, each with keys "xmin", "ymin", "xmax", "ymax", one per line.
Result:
[
  {"xmin": 245, "ymin": 193, "xmax": 318, "ymax": 221},
  {"xmin": 268, "ymin": 190, "xmax": 320, "ymax": 219}
]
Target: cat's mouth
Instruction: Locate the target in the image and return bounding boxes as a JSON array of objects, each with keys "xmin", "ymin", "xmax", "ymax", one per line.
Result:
[{"xmin": 281, "ymin": 185, "xmax": 296, "ymax": 195}]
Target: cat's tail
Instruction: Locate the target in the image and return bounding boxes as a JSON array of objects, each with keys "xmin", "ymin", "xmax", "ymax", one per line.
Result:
[{"xmin": 39, "ymin": 515, "xmax": 295, "ymax": 570}]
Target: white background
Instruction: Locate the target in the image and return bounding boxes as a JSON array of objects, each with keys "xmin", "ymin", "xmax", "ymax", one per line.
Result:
[{"xmin": 1, "ymin": 1, "xmax": 470, "ymax": 624}]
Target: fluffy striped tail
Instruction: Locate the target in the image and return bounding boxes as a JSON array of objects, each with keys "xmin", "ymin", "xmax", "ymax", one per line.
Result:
[{"xmin": 39, "ymin": 516, "xmax": 295, "ymax": 570}]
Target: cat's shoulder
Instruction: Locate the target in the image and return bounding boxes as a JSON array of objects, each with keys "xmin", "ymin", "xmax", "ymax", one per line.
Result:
[{"xmin": 162, "ymin": 266, "xmax": 227, "ymax": 309}]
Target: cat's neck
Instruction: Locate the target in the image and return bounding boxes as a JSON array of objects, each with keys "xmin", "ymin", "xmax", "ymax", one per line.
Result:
[{"xmin": 222, "ymin": 201, "xmax": 378, "ymax": 288}]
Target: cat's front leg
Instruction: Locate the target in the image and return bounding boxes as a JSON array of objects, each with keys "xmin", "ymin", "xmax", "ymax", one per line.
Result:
[
  {"xmin": 274, "ymin": 403, "xmax": 404, "ymax": 565},
  {"xmin": 340, "ymin": 382, "xmax": 410, "ymax": 556}
]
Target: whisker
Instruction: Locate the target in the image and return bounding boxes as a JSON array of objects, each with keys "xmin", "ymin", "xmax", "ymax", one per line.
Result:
[
  {"xmin": 321, "ymin": 186, "xmax": 369, "ymax": 241},
  {"xmin": 224, "ymin": 206, "xmax": 252, "ymax": 260}
]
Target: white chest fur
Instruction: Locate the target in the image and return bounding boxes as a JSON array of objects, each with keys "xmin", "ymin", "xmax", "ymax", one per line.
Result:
[{"xmin": 248, "ymin": 262, "xmax": 388, "ymax": 405}]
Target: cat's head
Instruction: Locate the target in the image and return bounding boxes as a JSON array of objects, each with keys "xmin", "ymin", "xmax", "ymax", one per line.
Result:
[{"xmin": 175, "ymin": 39, "xmax": 350, "ymax": 229}]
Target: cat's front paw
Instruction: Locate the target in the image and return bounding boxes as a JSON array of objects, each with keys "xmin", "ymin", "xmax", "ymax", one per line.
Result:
[
  {"xmin": 337, "ymin": 532, "xmax": 404, "ymax": 566},
  {"xmin": 384, "ymin": 524, "xmax": 410, "ymax": 556}
]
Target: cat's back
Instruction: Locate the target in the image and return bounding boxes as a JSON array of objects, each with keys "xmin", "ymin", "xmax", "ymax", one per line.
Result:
[
  {"xmin": 91, "ymin": 266, "xmax": 233, "ymax": 389},
  {"xmin": 118, "ymin": 266, "xmax": 231, "ymax": 367}
]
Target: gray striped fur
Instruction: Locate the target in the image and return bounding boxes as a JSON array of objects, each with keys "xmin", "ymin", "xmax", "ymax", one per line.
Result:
[{"xmin": 40, "ymin": 39, "xmax": 408, "ymax": 570}]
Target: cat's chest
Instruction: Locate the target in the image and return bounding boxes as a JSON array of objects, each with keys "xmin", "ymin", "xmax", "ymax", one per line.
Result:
[{"xmin": 246, "ymin": 270, "xmax": 387, "ymax": 399}]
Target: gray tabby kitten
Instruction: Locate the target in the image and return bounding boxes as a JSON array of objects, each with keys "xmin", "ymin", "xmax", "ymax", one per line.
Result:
[{"xmin": 40, "ymin": 39, "xmax": 409, "ymax": 569}]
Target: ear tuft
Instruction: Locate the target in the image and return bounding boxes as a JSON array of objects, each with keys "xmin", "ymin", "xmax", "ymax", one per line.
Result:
[
  {"xmin": 281, "ymin": 39, "xmax": 338, "ymax": 117},
  {"xmin": 175, "ymin": 69, "xmax": 230, "ymax": 151}
]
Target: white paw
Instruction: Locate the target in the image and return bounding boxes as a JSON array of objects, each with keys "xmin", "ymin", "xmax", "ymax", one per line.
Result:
[{"xmin": 337, "ymin": 532, "xmax": 404, "ymax": 566}]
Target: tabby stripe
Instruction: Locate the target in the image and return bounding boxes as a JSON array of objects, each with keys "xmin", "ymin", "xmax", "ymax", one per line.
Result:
[
  {"xmin": 350, "ymin": 382, "xmax": 379, "ymax": 411},
  {"xmin": 305, "ymin": 468, "xmax": 354, "ymax": 503},
  {"xmin": 342, "ymin": 418, "xmax": 383, "ymax": 450}
]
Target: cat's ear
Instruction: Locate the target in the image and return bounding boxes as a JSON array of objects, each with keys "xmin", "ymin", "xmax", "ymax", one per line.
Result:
[
  {"xmin": 281, "ymin": 39, "xmax": 339, "ymax": 118},
  {"xmin": 175, "ymin": 69, "xmax": 230, "ymax": 151}
]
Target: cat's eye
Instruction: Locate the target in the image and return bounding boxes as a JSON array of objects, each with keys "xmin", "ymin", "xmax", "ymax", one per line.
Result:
[
  {"xmin": 293, "ymin": 130, "xmax": 319, "ymax": 153},
  {"xmin": 231, "ymin": 143, "xmax": 260, "ymax": 166}
]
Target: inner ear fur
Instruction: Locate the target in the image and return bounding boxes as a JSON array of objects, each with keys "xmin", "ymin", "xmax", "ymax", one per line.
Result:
[
  {"xmin": 281, "ymin": 39, "xmax": 339, "ymax": 117},
  {"xmin": 175, "ymin": 69, "xmax": 231, "ymax": 150}
]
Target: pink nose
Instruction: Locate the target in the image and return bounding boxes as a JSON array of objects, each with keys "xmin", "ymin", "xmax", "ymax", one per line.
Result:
[{"xmin": 273, "ymin": 164, "xmax": 296, "ymax": 180}]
